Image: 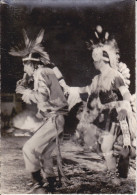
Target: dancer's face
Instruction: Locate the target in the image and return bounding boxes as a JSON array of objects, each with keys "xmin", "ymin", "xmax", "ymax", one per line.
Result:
[
  {"xmin": 76, "ymin": 105, "xmax": 84, "ymax": 120},
  {"xmin": 94, "ymin": 60, "xmax": 103, "ymax": 71},
  {"xmin": 94, "ymin": 60, "xmax": 109, "ymax": 72}
]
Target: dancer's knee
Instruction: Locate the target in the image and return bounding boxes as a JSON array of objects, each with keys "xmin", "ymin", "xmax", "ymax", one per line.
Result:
[{"xmin": 101, "ymin": 133, "xmax": 115, "ymax": 153}]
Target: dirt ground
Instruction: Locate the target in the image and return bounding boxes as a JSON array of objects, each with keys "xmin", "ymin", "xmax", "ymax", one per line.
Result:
[{"xmin": 1, "ymin": 134, "xmax": 136, "ymax": 194}]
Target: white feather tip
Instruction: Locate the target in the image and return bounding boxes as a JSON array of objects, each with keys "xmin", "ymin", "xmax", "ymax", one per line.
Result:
[
  {"xmin": 96, "ymin": 25, "xmax": 103, "ymax": 33},
  {"xmin": 35, "ymin": 29, "xmax": 45, "ymax": 45}
]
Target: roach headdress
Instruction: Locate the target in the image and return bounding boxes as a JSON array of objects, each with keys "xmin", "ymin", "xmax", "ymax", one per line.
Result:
[
  {"xmin": 9, "ymin": 29, "xmax": 50, "ymax": 65},
  {"xmin": 87, "ymin": 25, "xmax": 131, "ymax": 87},
  {"xmin": 87, "ymin": 25, "xmax": 120, "ymax": 70}
]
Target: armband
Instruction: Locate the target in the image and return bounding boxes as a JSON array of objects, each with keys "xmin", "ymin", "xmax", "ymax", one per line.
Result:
[{"xmin": 52, "ymin": 66, "xmax": 63, "ymax": 79}]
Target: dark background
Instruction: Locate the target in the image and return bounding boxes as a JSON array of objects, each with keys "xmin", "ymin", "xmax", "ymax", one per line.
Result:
[{"xmin": 1, "ymin": 0, "xmax": 135, "ymax": 94}]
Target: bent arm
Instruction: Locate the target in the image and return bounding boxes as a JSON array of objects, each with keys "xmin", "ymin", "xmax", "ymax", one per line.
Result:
[
  {"xmin": 119, "ymin": 86, "xmax": 131, "ymax": 101},
  {"xmin": 52, "ymin": 65, "xmax": 91, "ymax": 95}
]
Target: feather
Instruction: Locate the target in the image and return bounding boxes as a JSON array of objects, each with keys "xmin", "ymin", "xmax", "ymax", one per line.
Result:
[
  {"xmin": 117, "ymin": 62, "xmax": 131, "ymax": 81},
  {"xmin": 96, "ymin": 25, "xmax": 103, "ymax": 33},
  {"xmin": 123, "ymin": 73, "xmax": 130, "ymax": 79},
  {"xmin": 9, "ymin": 49, "xmax": 19, "ymax": 56},
  {"xmin": 125, "ymin": 79, "xmax": 130, "ymax": 86},
  {"xmin": 86, "ymin": 42, "xmax": 92, "ymax": 50},
  {"xmin": 105, "ymin": 32, "xmax": 109, "ymax": 40},
  {"xmin": 123, "ymin": 66, "xmax": 130, "ymax": 74},
  {"xmin": 120, "ymin": 64, "xmax": 127, "ymax": 72},
  {"xmin": 89, "ymin": 39, "xmax": 93, "ymax": 44},
  {"xmin": 9, "ymin": 47, "xmax": 30, "ymax": 57},
  {"xmin": 95, "ymin": 31, "xmax": 99, "ymax": 39},
  {"xmin": 22, "ymin": 29, "xmax": 30, "ymax": 46},
  {"xmin": 35, "ymin": 29, "xmax": 45, "ymax": 45}
]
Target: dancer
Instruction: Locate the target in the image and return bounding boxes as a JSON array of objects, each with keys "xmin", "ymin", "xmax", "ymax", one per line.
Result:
[
  {"xmin": 75, "ymin": 26, "xmax": 136, "ymax": 185},
  {"xmin": 9, "ymin": 29, "xmax": 69, "ymax": 193}
]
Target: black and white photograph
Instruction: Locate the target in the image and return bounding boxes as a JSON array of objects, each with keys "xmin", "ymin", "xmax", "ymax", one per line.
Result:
[{"xmin": 1, "ymin": 0, "xmax": 136, "ymax": 194}]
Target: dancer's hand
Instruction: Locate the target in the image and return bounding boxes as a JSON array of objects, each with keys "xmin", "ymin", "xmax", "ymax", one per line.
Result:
[
  {"xmin": 64, "ymin": 84, "xmax": 70, "ymax": 96},
  {"xmin": 113, "ymin": 142, "xmax": 131, "ymax": 158},
  {"xmin": 113, "ymin": 142, "xmax": 123, "ymax": 156}
]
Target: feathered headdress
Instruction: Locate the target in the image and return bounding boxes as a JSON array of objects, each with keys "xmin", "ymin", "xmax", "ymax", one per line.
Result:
[
  {"xmin": 87, "ymin": 25, "xmax": 130, "ymax": 87},
  {"xmin": 9, "ymin": 29, "xmax": 50, "ymax": 65}
]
